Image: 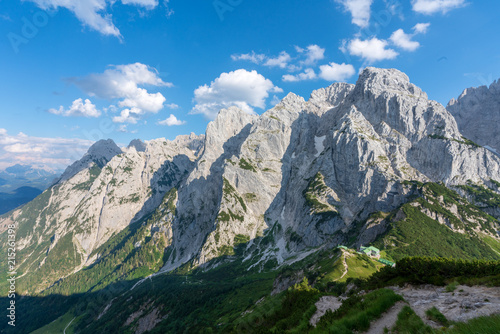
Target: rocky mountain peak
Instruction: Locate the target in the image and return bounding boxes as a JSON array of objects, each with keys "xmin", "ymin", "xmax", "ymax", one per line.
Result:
[
  {"xmin": 447, "ymin": 78, "xmax": 500, "ymax": 153},
  {"xmin": 171, "ymin": 132, "xmax": 205, "ymax": 154},
  {"xmin": 205, "ymin": 107, "xmax": 257, "ymax": 150},
  {"xmin": 86, "ymin": 139, "xmax": 122, "ymax": 159},
  {"xmin": 128, "ymin": 139, "xmax": 147, "ymax": 152},
  {"xmin": 309, "ymin": 82, "xmax": 355, "ymax": 111},
  {"xmin": 57, "ymin": 139, "xmax": 122, "ymax": 183},
  {"xmin": 279, "ymin": 92, "xmax": 306, "ymax": 107},
  {"xmin": 353, "ymin": 67, "xmax": 427, "ymax": 100}
]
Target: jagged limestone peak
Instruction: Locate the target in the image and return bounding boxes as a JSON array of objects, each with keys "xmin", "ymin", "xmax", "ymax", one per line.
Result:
[
  {"xmin": 127, "ymin": 139, "xmax": 147, "ymax": 152},
  {"xmin": 447, "ymin": 78, "xmax": 500, "ymax": 153},
  {"xmin": 353, "ymin": 67, "xmax": 427, "ymax": 100},
  {"xmin": 57, "ymin": 138, "xmax": 122, "ymax": 183}
]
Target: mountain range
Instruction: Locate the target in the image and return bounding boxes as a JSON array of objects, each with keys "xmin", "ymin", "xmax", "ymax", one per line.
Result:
[
  {"xmin": 0, "ymin": 164, "xmax": 62, "ymax": 215},
  {"xmin": 1, "ymin": 67, "xmax": 499, "ymax": 333}
]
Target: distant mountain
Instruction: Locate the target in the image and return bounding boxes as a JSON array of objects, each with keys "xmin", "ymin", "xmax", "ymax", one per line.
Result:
[
  {"xmin": 0, "ymin": 186, "xmax": 43, "ymax": 215},
  {"xmin": 0, "ymin": 164, "xmax": 62, "ymax": 214},
  {"xmin": 1, "ymin": 68, "xmax": 499, "ymax": 333},
  {"xmin": 0, "ymin": 164, "xmax": 62, "ymax": 193}
]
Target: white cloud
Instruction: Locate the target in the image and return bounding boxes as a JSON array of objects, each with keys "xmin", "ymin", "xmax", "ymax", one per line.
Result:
[
  {"xmin": 28, "ymin": 0, "xmax": 160, "ymax": 38},
  {"xmin": 264, "ymin": 51, "xmax": 292, "ymax": 69},
  {"xmin": 347, "ymin": 37, "xmax": 399, "ymax": 62},
  {"xmin": 112, "ymin": 107, "xmax": 141, "ymax": 124},
  {"xmin": 335, "ymin": 0, "xmax": 373, "ymax": 28},
  {"xmin": 70, "ymin": 63, "xmax": 173, "ymax": 122},
  {"xmin": 390, "ymin": 29, "xmax": 420, "ymax": 51},
  {"xmin": 157, "ymin": 114, "xmax": 186, "ymax": 126},
  {"xmin": 411, "ymin": 0, "xmax": 466, "ymax": 14},
  {"xmin": 0, "ymin": 129, "xmax": 93, "ymax": 171},
  {"xmin": 282, "ymin": 68, "xmax": 317, "ymax": 82},
  {"xmin": 231, "ymin": 51, "xmax": 266, "ymax": 64},
  {"xmin": 165, "ymin": 103, "xmax": 179, "ymax": 109},
  {"xmin": 413, "ymin": 22, "xmax": 431, "ymax": 34},
  {"xmin": 48, "ymin": 98, "xmax": 101, "ymax": 117},
  {"xmin": 191, "ymin": 69, "xmax": 282, "ymax": 119},
  {"xmin": 231, "ymin": 45, "xmax": 326, "ymax": 72},
  {"xmin": 298, "ymin": 45, "xmax": 325, "ymax": 66},
  {"xmin": 319, "ymin": 62, "xmax": 356, "ymax": 81},
  {"xmin": 389, "ymin": 23, "xmax": 430, "ymax": 52},
  {"xmin": 121, "ymin": 0, "xmax": 158, "ymax": 9},
  {"xmin": 29, "ymin": 0, "xmax": 120, "ymax": 37}
]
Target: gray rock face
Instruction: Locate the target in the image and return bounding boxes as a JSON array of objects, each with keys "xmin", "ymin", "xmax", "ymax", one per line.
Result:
[
  {"xmin": 447, "ymin": 80, "xmax": 500, "ymax": 154},
  {"xmin": 3, "ymin": 67, "xmax": 500, "ymax": 287},
  {"xmin": 160, "ymin": 67, "xmax": 500, "ymax": 271},
  {"xmin": 56, "ymin": 139, "xmax": 122, "ymax": 183},
  {"xmin": 0, "ymin": 135, "xmax": 202, "ymax": 291}
]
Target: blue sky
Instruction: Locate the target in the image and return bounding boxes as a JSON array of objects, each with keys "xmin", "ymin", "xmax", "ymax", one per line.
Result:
[{"xmin": 0, "ymin": 0, "xmax": 499, "ymax": 170}]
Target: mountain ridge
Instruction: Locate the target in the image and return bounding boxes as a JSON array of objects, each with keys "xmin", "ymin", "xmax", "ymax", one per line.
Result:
[{"xmin": 1, "ymin": 67, "xmax": 499, "ymax": 296}]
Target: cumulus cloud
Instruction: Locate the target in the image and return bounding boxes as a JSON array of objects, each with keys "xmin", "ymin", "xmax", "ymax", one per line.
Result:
[
  {"xmin": 112, "ymin": 107, "xmax": 142, "ymax": 124},
  {"xmin": 335, "ymin": 0, "xmax": 373, "ymax": 28},
  {"xmin": 191, "ymin": 69, "xmax": 282, "ymax": 119},
  {"xmin": 282, "ymin": 68, "xmax": 317, "ymax": 82},
  {"xmin": 411, "ymin": 0, "xmax": 466, "ymax": 14},
  {"xmin": 347, "ymin": 37, "xmax": 399, "ymax": 62},
  {"xmin": 413, "ymin": 22, "xmax": 431, "ymax": 34},
  {"xmin": 0, "ymin": 128, "xmax": 93, "ymax": 170},
  {"xmin": 390, "ymin": 23, "xmax": 431, "ymax": 51},
  {"xmin": 157, "ymin": 114, "xmax": 186, "ymax": 126},
  {"xmin": 319, "ymin": 62, "xmax": 356, "ymax": 81},
  {"xmin": 389, "ymin": 29, "xmax": 421, "ymax": 51},
  {"xmin": 297, "ymin": 45, "xmax": 325, "ymax": 66},
  {"xmin": 264, "ymin": 51, "xmax": 292, "ymax": 69},
  {"xmin": 69, "ymin": 63, "xmax": 173, "ymax": 123},
  {"xmin": 27, "ymin": 0, "xmax": 160, "ymax": 38},
  {"xmin": 49, "ymin": 98, "xmax": 101, "ymax": 117}
]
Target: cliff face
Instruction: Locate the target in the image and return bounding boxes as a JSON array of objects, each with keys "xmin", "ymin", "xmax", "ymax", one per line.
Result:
[
  {"xmin": 2, "ymin": 67, "xmax": 500, "ymax": 293},
  {"xmin": 161, "ymin": 67, "xmax": 500, "ymax": 271},
  {"xmin": 0, "ymin": 135, "xmax": 203, "ymax": 292},
  {"xmin": 447, "ymin": 79, "xmax": 500, "ymax": 155}
]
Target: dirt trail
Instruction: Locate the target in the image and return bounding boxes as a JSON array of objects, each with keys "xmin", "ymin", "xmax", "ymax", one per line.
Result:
[
  {"xmin": 364, "ymin": 301, "xmax": 406, "ymax": 334},
  {"xmin": 64, "ymin": 317, "xmax": 76, "ymax": 334},
  {"xmin": 335, "ymin": 250, "xmax": 349, "ymax": 282}
]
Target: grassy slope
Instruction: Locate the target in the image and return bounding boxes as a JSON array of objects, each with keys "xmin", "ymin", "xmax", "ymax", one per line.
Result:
[
  {"xmin": 3, "ymin": 182, "xmax": 499, "ymax": 333},
  {"xmin": 372, "ymin": 183, "xmax": 500, "ymax": 262},
  {"xmin": 30, "ymin": 312, "xmax": 77, "ymax": 334}
]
